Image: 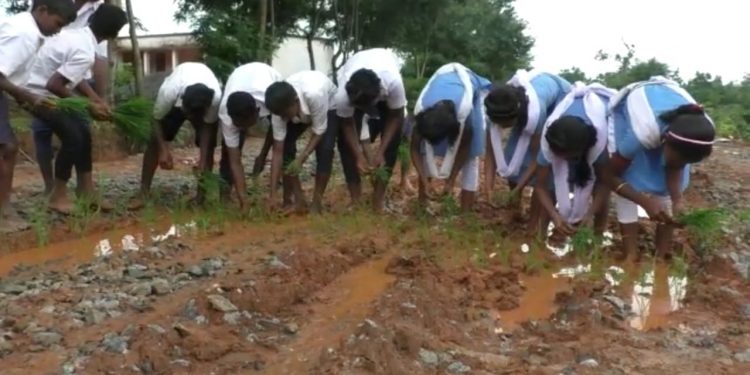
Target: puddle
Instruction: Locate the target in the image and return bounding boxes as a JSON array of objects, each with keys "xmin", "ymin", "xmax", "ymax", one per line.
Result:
[
  {"xmin": 0, "ymin": 220, "xmax": 190, "ymax": 276},
  {"xmin": 499, "ymin": 261, "xmax": 688, "ymax": 331},
  {"xmin": 264, "ymin": 256, "xmax": 395, "ymax": 373},
  {"xmin": 499, "ymin": 274, "xmax": 570, "ymax": 328}
]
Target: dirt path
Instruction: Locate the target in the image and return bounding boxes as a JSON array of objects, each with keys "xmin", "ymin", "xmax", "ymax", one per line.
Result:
[{"xmin": 0, "ymin": 141, "xmax": 749, "ymax": 374}]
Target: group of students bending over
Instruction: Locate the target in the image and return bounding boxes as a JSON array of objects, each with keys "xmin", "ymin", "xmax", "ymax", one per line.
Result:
[{"xmin": 0, "ymin": 2, "xmax": 716, "ymax": 259}]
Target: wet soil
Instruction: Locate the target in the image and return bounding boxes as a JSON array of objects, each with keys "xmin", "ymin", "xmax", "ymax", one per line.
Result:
[{"xmin": 0, "ymin": 139, "xmax": 749, "ymax": 374}]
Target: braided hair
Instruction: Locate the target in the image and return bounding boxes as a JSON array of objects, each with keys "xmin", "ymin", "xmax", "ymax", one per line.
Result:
[
  {"xmin": 545, "ymin": 116, "xmax": 598, "ymax": 187},
  {"xmin": 484, "ymin": 84, "xmax": 529, "ymax": 128}
]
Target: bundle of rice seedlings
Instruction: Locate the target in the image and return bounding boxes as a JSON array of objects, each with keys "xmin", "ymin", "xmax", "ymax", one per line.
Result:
[
  {"xmin": 53, "ymin": 97, "xmax": 91, "ymax": 120},
  {"xmin": 112, "ymin": 97, "xmax": 154, "ymax": 145}
]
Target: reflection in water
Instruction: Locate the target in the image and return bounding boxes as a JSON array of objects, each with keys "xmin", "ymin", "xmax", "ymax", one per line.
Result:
[
  {"xmin": 630, "ymin": 270, "xmax": 654, "ymax": 330},
  {"xmin": 553, "ymin": 264, "xmax": 591, "ymax": 278},
  {"xmin": 668, "ymin": 276, "xmax": 688, "ymax": 312},
  {"xmin": 121, "ymin": 234, "xmax": 140, "ymax": 252},
  {"xmin": 94, "ymin": 239, "xmax": 112, "ymax": 258},
  {"xmin": 605, "ymin": 266, "xmax": 626, "ymax": 286},
  {"xmin": 544, "ymin": 222, "xmax": 615, "ymax": 258}
]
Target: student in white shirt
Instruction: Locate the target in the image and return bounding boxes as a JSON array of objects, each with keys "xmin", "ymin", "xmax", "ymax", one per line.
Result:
[
  {"xmin": 132, "ymin": 62, "xmax": 222, "ymax": 208},
  {"xmin": 333, "ymin": 48, "xmax": 407, "ymax": 213},
  {"xmin": 0, "ymin": 0, "xmax": 76, "ymax": 233},
  {"xmin": 68, "ymin": 1, "xmax": 108, "ymax": 96},
  {"xmin": 26, "ymin": 4, "xmax": 127, "ymax": 214},
  {"xmin": 218, "ymin": 63, "xmax": 281, "ymax": 208},
  {"xmin": 32, "ymin": 0, "xmax": 109, "ymax": 194},
  {"xmin": 264, "ymin": 71, "xmax": 338, "ymax": 213}
]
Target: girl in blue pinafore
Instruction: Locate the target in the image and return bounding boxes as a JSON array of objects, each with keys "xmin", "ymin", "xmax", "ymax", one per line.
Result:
[
  {"xmin": 607, "ymin": 77, "xmax": 715, "ymax": 258},
  {"xmin": 484, "ymin": 70, "xmax": 571, "ymax": 230},
  {"xmin": 535, "ymin": 83, "xmax": 616, "ymax": 241},
  {"xmin": 410, "ymin": 63, "xmax": 491, "ymax": 212}
]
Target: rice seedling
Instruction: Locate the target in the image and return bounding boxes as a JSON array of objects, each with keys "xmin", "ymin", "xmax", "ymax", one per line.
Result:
[
  {"xmin": 284, "ymin": 161, "xmax": 303, "ymax": 176},
  {"xmin": 471, "ymin": 247, "xmax": 488, "ymax": 268},
  {"xmin": 670, "ymin": 254, "xmax": 689, "ymax": 279},
  {"xmin": 677, "ymin": 208, "xmax": 728, "ymax": 256},
  {"xmin": 571, "ymin": 226, "xmax": 597, "ymax": 260},
  {"xmin": 53, "ymin": 97, "xmax": 91, "ymax": 120},
  {"xmin": 70, "ymin": 195, "xmax": 99, "ymax": 234},
  {"xmin": 371, "ymin": 166, "xmax": 391, "ymax": 184},
  {"xmin": 29, "ymin": 199, "xmax": 51, "ymax": 246},
  {"xmin": 440, "ymin": 193, "xmax": 460, "ymax": 217},
  {"xmin": 112, "ymin": 97, "xmax": 154, "ymax": 145}
]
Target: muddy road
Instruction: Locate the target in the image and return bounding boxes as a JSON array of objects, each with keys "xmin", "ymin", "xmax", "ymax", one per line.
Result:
[{"xmin": 1, "ymin": 138, "xmax": 749, "ymax": 374}]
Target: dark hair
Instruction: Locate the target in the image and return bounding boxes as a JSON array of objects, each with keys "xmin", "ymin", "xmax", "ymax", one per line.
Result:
[
  {"xmin": 33, "ymin": 0, "xmax": 77, "ymax": 23},
  {"xmin": 345, "ymin": 69, "xmax": 380, "ymax": 108},
  {"xmin": 89, "ymin": 4, "xmax": 128, "ymax": 40},
  {"xmin": 265, "ymin": 81, "xmax": 298, "ymax": 115},
  {"xmin": 485, "ymin": 84, "xmax": 528, "ymax": 127},
  {"xmin": 226, "ymin": 92, "xmax": 257, "ymax": 120},
  {"xmin": 545, "ymin": 116, "xmax": 597, "ymax": 187},
  {"xmin": 415, "ymin": 100, "xmax": 460, "ymax": 146},
  {"xmin": 660, "ymin": 104, "xmax": 715, "ymax": 163},
  {"xmin": 182, "ymin": 83, "xmax": 215, "ymax": 114}
]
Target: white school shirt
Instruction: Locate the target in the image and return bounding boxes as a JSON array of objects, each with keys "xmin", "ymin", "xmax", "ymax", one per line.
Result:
[
  {"xmin": 66, "ymin": 0, "xmax": 107, "ymax": 59},
  {"xmin": 334, "ymin": 48, "xmax": 406, "ymax": 118},
  {"xmin": 26, "ymin": 28, "xmax": 98, "ymax": 97},
  {"xmin": 220, "ymin": 63, "xmax": 282, "ymax": 148},
  {"xmin": 153, "ymin": 62, "xmax": 222, "ymax": 123},
  {"xmin": 0, "ymin": 12, "xmax": 45, "ymax": 87},
  {"xmin": 271, "ymin": 70, "xmax": 337, "ymax": 142}
]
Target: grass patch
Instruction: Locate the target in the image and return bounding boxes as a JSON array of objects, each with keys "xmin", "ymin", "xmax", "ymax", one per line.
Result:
[
  {"xmin": 54, "ymin": 97, "xmax": 91, "ymax": 120},
  {"xmin": 678, "ymin": 208, "xmax": 728, "ymax": 256},
  {"xmin": 29, "ymin": 199, "xmax": 51, "ymax": 246}
]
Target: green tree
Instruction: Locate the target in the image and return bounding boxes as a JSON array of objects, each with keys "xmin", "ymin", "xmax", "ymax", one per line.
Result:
[{"xmin": 559, "ymin": 67, "xmax": 589, "ymax": 83}]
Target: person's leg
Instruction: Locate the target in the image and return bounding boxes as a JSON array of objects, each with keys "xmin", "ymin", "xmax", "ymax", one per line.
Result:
[
  {"xmin": 281, "ymin": 123, "xmax": 300, "ymax": 209},
  {"xmin": 337, "ymin": 119, "xmax": 362, "ymax": 205},
  {"xmin": 459, "ymin": 157, "xmax": 480, "ymax": 213},
  {"xmin": 32, "ymin": 118, "xmax": 55, "ymax": 195},
  {"xmin": 133, "ymin": 108, "xmax": 184, "ymax": 209},
  {"xmin": 615, "ymin": 195, "xmax": 639, "ymax": 260},
  {"xmin": 193, "ymin": 121, "xmax": 219, "ymax": 206},
  {"xmin": 46, "ymin": 112, "xmax": 83, "ymax": 214},
  {"xmin": 219, "ymin": 128, "xmax": 244, "ymax": 201},
  {"xmin": 594, "ymin": 190, "xmax": 612, "ymax": 236},
  {"xmin": 371, "ymin": 106, "xmax": 403, "ymax": 213},
  {"xmin": 0, "ymin": 93, "xmax": 28, "ymax": 231},
  {"xmin": 311, "ymin": 111, "xmax": 338, "ymax": 213}
]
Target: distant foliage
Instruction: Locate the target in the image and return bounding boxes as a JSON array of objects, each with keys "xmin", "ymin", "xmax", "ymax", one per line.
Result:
[{"xmin": 561, "ymin": 43, "xmax": 750, "ymax": 140}]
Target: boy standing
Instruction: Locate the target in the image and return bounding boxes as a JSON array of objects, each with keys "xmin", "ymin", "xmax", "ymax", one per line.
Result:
[
  {"xmin": 25, "ymin": 3, "xmax": 127, "ymax": 213},
  {"xmin": 0, "ymin": 0, "xmax": 76, "ymax": 232}
]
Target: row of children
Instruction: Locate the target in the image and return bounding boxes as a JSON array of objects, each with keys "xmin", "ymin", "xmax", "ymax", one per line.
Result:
[
  {"xmin": 0, "ymin": 2, "xmax": 716, "ymax": 259},
  {"xmin": 131, "ymin": 50, "xmax": 713, "ymax": 258}
]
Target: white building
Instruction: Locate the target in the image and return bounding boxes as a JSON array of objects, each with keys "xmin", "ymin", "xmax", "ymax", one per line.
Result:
[{"xmin": 114, "ymin": 33, "xmax": 334, "ymax": 79}]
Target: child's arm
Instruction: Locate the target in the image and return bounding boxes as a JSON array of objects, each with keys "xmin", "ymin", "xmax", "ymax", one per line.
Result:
[{"xmin": 0, "ymin": 75, "xmax": 40, "ymax": 107}]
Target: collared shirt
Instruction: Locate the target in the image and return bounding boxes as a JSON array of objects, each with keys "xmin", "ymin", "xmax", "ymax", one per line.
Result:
[
  {"xmin": 0, "ymin": 12, "xmax": 45, "ymax": 87},
  {"xmin": 271, "ymin": 71, "xmax": 337, "ymax": 141},
  {"xmin": 220, "ymin": 63, "xmax": 282, "ymax": 148},
  {"xmin": 26, "ymin": 28, "xmax": 98, "ymax": 97},
  {"xmin": 66, "ymin": 0, "xmax": 107, "ymax": 58},
  {"xmin": 334, "ymin": 48, "xmax": 406, "ymax": 118},
  {"xmin": 153, "ymin": 62, "xmax": 222, "ymax": 123}
]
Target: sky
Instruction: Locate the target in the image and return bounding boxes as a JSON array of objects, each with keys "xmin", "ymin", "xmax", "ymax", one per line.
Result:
[{"xmin": 125, "ymin": 0, "xmax": 749, "ymax": 82}]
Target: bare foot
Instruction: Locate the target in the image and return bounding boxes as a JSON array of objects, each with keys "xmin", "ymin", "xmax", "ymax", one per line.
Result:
[
  {"xmin": 48, "ymin": 199, "xmax": 75, "ymax": 215},
  {"xmin": 310, "ymin": 200, "xmax": 323, "ymax": 215},
  {"xmin": 92, "ymin": 198, "xmax": 114, "ymax": 212},
  {"xmin": 128, "ymin": 195, "xmax": 147, "ymax": 210}
]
